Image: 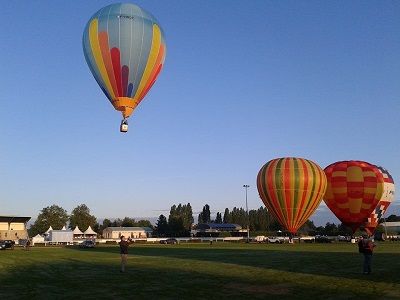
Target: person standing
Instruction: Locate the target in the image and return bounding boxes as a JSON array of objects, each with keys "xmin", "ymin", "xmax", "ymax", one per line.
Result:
[
  {"xmin": 119, "ymin": 236, "xmax": 131, "ymax": 273},
  {"xmin": 358, "ymin": 235, "xmax": 375, "ymax": 274}
]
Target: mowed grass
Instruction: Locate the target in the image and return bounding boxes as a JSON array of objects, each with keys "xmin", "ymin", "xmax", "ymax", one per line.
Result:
[{"xmin": 0, "ymin": 242, "xmax": 400, "ymax": 299}]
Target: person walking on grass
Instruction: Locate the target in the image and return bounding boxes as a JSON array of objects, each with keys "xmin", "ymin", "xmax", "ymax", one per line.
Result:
[
  {"xmin": 358, "ymin": 234, "xmax": 375, "ymax": 274},
  {"xmin": 119, "ymin": 235, "xmax": 132, "ymax": 273}
]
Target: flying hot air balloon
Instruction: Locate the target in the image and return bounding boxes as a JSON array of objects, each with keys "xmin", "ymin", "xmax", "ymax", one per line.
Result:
[
  {"xmin": 257, "ymin": 157, "xmax": 327, "ymax": 234},
  {"xmin": 323, "ymin": 161, "xmax": 384, "ymax": 233},
  {"xmin": 83, "ymin": 3, "xmax": 166, "ymax": 132},
  {"xmin": 364, "ymin": 166, "xmax": 395, "ymax": 235}
]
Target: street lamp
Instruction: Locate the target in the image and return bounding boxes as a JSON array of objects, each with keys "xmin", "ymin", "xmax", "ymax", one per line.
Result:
[{"xmin": 243, "ymin": 184, "xmax": 250, "ymax": 242}]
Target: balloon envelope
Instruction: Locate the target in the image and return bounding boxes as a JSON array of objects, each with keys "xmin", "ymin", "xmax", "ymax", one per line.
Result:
[
  {"xmin": 257, "ymin": 157, "xmax": 327, "ymax": 234},
  {"xmin": 323, "ymin": 161, "xmax": 384, "ymax": 232},
  {"xmin": 83, "ymin": 3, "xmax": 166, "ymax": 119},
  {"xmin": 364, "ymin": 166, "xmax": 395, "ymax": 235}
]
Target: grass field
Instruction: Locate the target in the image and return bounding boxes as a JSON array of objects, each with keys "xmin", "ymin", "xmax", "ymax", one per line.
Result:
[{"xmin": 0, "ymin": 242, "xmax": 399, "ymax": 299}]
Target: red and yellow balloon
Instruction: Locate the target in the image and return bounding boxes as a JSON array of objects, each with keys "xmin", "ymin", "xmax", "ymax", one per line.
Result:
[
  {"xmin": 323, "ymin": 161, "xmax": 384, "ymax": 233},
  {"xmin": 257, "ymin": 157, "xmax": 327, "ymax": 234}
]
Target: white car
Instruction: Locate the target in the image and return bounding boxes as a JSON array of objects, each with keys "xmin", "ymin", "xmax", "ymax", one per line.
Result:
[
  {"xmin": 254, "ymin": 236, "xmax": 266, "ymax": 243},
  {"xmin": 267, "ymin": 237, "xmax": 284, "ymax": 244}
]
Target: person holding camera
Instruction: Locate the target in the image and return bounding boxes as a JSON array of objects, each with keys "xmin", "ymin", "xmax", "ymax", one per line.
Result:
[{"xmin": 119, "ymin": 236, "xmax": 133, "ymax": 273}]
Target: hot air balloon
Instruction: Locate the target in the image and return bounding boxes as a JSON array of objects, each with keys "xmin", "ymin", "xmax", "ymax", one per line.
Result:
[
  {"xmin": 83, "ymin": 3, "xmax": 166, "ymax": 132},
  {"xmin": 257, "ymin": 157, "xmax": 327, "ymax": 234},
  {"xmin": 323, "ymin": 161, "xmax": 384, "ymax": 233},
  {"xmin": 364, "ymin": 166, "xmax": 395, "ymax": 235}
]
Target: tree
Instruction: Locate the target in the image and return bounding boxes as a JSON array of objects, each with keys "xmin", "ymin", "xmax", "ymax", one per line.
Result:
[
  {"xmin": 102, "ymin": 218, "xmax": 112, "ymax": 228},
  {"xmin": 29, "ymin": 205, "xmax": 69, "ymax": 236},
  {"xmin": 337, "ymin": 223, "xmax": 353, "ymax": 236},
  {"xmin": 299, "ymin": 220, "xmax": 317, "ymax": 235},
  {"xmin": 386, "ymin": 214, "xmax": 400, "ymax": 222},
  {"xmin": 169, "ymin": 204, "xmax": 185, "ymax": 237},
  {"xmin": 324, "ymin": 222, "xmax": 338, "ymax": 236},
  {"xmin": 215, "ymin": 212, "xmax": 222, "ymax": 224},
  {"xmin": 198, "ymin": 204, "xmax": 211, "ymax": 224},
  {"xmin": 182, "ymin": 203, "xmax": 194, "ymax": 230},
  {"xmin": 167, "ymin": 203, "xmax": 193, "ymax": 236},
  {"xmin": 121, "ymin": 217, "xmax": 136, "ymax": 227},
  {"xmin": 223, "ymin": 208, "xmax": 231, "ymax": 223},
  {"xmin": 111, "ymin": 218, "xmax": 123, "ymax": 227},
  {"xmin": 69, "ymin": 204, "xmax": 97, "ymax": 231},
  {"xmin": 137, "ymin": 220, "xmax": 153, "ymax": 228},
  {"xmin": 155, "ymin": 215, "xmax": 169, "ymax": 237}
]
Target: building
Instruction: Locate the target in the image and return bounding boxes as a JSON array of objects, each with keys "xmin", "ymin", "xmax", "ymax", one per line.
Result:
[
  {"xmin": 0, "ymin": 216, "xmax": 31, "ymax": 241},
  {"xmin": 191, "ymin": 223, "xmax": 248, "ymax": 237},
  {"xmin": 383, "ymin": 222, "xmax": 400, "ymax": 234},
  {"xmin": 102, "ymin": 227, "xmax": 153, "ymax": 239}
]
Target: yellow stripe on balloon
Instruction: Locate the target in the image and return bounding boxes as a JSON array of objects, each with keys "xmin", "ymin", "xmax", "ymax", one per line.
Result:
[
  {"xmin": 332, "ymin": 171, "xmax": 347, "ymax": 177},
  {"xmin": 363, "ymin": 171, "xmax": 377, "ymax": 177},
  {"xmin": 89, "ymin": 19, "xmax": 115, "ymax": 99},
  {"xmin": 289, "ymin": 158, "xmax": 295, "ymax": 228},
  {"xmin": 134, "ymin": 24, "xmax": 162, "ymax": 100}
]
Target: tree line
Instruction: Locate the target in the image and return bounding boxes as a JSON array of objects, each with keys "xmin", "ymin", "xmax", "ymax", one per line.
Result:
[
  {"xmin": 28, "ymin": 204, "xmax": 152, "ymax": 237},
  {"xmin": 28, "ymin": 203, "xmax": 400, "ymax": 237}
]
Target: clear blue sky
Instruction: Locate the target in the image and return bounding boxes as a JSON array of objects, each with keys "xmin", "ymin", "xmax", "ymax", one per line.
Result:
[{"xmin": 0, "ymin": 1, "xmax": 399, "ymax": 225}]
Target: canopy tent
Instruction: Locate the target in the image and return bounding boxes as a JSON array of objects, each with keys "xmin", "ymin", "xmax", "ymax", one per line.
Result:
[
  {"xmin": 45, "ymin": 226, "xmax": 53, "ymax": 234},
  {"xmin": 73, "ymin": 226, "xmax": 83, "ymax": 235},
  {"xmin": 84, "ymin": 226, "xmax": 97, "ymax": 237},
  {"xmin": 32, "ymin": 234, "xmax": 45, "ymax": 245},
  {"xmin": 61, "ymin": 225, "xmax": 67, "ymax": 231}
]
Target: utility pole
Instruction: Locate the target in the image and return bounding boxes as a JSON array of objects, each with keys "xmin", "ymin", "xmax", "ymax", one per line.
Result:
[{"xmin": 243, "ymin": 185, "xmax": 250, "ymax": 243}]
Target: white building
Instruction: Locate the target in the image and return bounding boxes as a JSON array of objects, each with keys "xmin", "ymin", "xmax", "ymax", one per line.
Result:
[
  {"xmin": 102, "ymin": 227, "xmax": 153, "ymax": 239},
  {"xmin": 48, "ymin": 230, "xmax": 73, "ymax": 244},
  {"xmin": 383, "ymin": 221, "xmax": 400, "ymax": 233}
]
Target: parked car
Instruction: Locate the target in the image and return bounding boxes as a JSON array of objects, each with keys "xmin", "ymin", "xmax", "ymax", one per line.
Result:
[
  {"xmin": 255, "ymin": 236, "xmax": 266, "ymax": 243},
  {"xmin": 315, "ymin": 235, "xmax": 332, "ymax": 243},
  {"xmin": 160, "ymin": 238, "xmax": 178, "ymax": 245},
  {"xmin": 79, "ymin": 240, "xmax": 95, "ymax": 248},
  {"xmin": 267, "ymin": 237, "xmax": 284, "ymax": 244},
  {"xmin": 0, "ymin": 240, "xmax": 15, "ymax": 250}
]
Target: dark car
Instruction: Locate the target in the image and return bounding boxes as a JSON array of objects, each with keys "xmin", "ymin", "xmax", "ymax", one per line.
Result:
[
  {"xmin": 160, "ymin": 238, "xmax": 178, "ymax": 245},
  {"xmin": 0, "ymin": 240, "xmax": 15, "ymax": 250},
  {"xmin": 315, "ymin": 235, "xmax": 332, "ymax": 243},
  {"xmin": 79, "ymin": 240, "xmax": 95, "ymax": 248}
]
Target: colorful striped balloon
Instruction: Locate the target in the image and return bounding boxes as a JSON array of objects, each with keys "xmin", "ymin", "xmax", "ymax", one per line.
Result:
[
  {"xmin": 323, "ymin": 161, "xmax": 384, "ymax": 233},
  {"xmin": 83, "ymin": 3, "xmax": 166, "ymax": 119},
  {"xmin": 257, "ymin": 158, "xmax": 327, "ymax": 234},
  {"xmin": 364, "ymin": 166, "xmax": 395, "ymax": 235}
]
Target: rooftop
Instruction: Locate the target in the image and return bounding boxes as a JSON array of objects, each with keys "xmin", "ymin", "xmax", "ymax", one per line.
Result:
[
  {"xmin": 104, "ymin": 226, "xmax": 153, "ymax": 232},
  {"xmin": 196, "ymin": 223, "xmax": 242, "ymax": 230},
  {"xmin": 0, "ymin": 216, "xmax": 31, "ymax": 223}
]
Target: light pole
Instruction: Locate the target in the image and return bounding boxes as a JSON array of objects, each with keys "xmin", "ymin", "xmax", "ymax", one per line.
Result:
[{"xmin": 243, "ymin": 184, "xmax": 250, "ymax": 242}]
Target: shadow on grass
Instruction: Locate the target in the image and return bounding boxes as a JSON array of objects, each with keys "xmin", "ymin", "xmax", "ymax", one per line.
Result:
[
  {"xmin": 70, "ymin": 244, "xmax": 400, "ymax": 285},
  {"xmin": 0, "ymin": 254, "xmax": 395, "ymax": 300}
]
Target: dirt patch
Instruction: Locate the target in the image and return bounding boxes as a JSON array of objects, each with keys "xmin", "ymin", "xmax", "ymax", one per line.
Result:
[{"xmin": 224, "ymin": 282, "xmax": 290, "ymax": 295}]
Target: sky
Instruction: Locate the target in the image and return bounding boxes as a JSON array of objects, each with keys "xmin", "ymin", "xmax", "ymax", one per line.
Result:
[{"xmin": 0, "ymin": 1, "xmax": 399, "ymax": 226}]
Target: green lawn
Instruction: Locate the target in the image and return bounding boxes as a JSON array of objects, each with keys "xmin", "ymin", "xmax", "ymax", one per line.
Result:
[{"xmin": 0, "ymin": 242, "xmax": 399, "ymax": 299}]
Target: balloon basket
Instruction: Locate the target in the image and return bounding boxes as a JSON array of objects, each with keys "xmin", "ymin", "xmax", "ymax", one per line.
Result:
[{"xmin": 120, "ymin": 120, "xmax": 128, "ymax": 133}]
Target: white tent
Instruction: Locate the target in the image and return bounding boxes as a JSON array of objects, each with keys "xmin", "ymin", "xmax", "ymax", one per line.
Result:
[
  {"xmin": 61, "ymin": 225, "xmax": 67, "ymax": 231},
  {"xmin": 73, "ymin": 226, "xmax": 83, "ymax": 235},
  {"xmin": 32, "ymin": 234, "xmax": 45, "ymax": 246},
  {"xmin": 84, "ymin": 226, "xmax": 97, "ymax": 237},
  {"xmin": 45, "ymin": 226, "xmax": 53, "ymax": 234}
]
